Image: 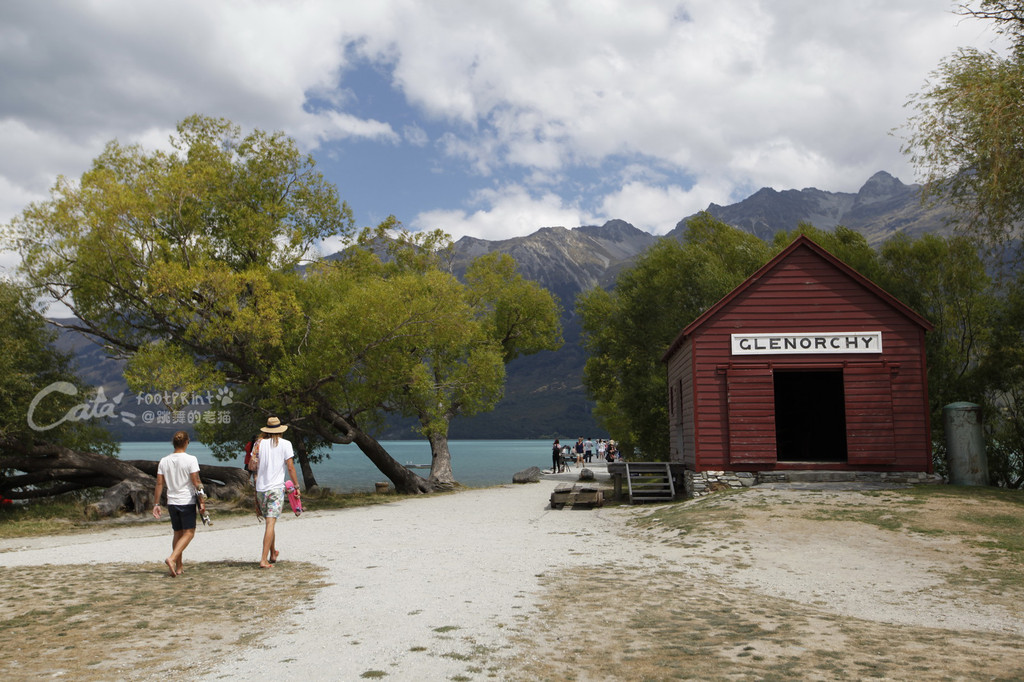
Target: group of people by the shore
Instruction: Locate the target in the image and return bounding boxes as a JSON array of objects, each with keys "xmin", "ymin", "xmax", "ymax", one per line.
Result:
[
  {"xmin": 151, "ymin": 416, "xmax": 300, "ymax": 576},
  {"xmin": 550, "ymin": 436, "xmax": 619, "ymax": 473}
]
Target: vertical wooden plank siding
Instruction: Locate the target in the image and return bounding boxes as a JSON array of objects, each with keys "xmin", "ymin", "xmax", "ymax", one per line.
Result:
[
  {"xmin": 844, "ymin": 364, "xmax": 897, "ymax": 464},
  {"xmin": 726, "ymin": 366, "xmax": 777, "ymax": 464},
  {"xmin": 667, "ymin": 339, "xmax": 696, "ymax": 468}
]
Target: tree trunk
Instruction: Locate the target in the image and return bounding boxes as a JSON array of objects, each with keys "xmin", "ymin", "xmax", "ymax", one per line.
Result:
[
  {"xmin": 123, "ymin": 460, "xmax": 249, "ymax": 499},
  {"xmin": 2, "ymin": 445, "xmax": 154, "ymax": 488},
  {"xmin": 427, "ymin": 429, "xmax": 458, "ymax": 490},
  {"xmin": 293, "ymin": 439, "xmax": 319, "ymax": 491},
  {"xmin": 316, "ymin": 408, "xmax": 433, "ymax": 494},
  {"xmin": 352, "ymin": 430, "xmax": 433, "ymax": 494},
  {"xmin": 87, "ymin": 479, "xmax": 153, "ymax": 517},
  {"xmin": 0, "ymin": 443, "xmax": 253, "ymax": 516}
]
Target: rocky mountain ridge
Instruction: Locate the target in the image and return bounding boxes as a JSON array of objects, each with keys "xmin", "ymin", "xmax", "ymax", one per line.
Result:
[{"xmin": 668, "ymin": 171, "xmax": 951, "ymax": 245}]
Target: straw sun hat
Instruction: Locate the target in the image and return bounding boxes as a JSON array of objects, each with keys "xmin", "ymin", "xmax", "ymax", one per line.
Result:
[{"xmin": 260, "ymin": 416, "xmax": 288, "ymax": 434}]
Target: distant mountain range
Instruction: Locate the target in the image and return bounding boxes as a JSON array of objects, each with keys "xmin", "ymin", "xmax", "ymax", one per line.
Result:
[
  {"xmin": 677, "ymin": 171, "xmax": 952, "ymax": 245},
  {"xmin": 57, "ymin": 171, "xmax": 951, "ymax": 441}
]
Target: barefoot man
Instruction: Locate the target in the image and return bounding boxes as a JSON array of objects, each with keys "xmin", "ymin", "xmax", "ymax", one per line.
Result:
[
  {"xmin": 253, "ymin": 416, "xmax": 300, "ymax": 568},
  {"xmin": 152, "ymin": 431, "xmax": 205, "ymax": 577}
]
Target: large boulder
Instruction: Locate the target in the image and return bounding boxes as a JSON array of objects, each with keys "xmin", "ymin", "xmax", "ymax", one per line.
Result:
[
  {"xmin": 578, "ymin": 468, "xmax": 595, "ymax": 481},
  {"xmin": 512, "ymin": 466, "xmax": 542, "ymax": 484}
]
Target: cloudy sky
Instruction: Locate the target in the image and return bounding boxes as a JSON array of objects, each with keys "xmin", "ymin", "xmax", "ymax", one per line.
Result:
[{"xmin": 0, "ymin": 0, "xmax": 1006, "ymax": 261}]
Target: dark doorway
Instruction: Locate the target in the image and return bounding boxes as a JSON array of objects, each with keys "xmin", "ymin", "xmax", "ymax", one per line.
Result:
[{"xmin": 774, "ymin": 370, "xmax": 848, "ymax": 462}]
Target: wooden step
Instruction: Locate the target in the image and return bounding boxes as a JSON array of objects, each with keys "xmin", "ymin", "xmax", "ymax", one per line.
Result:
[{"xmin": 625, "ymin": 462, "xmax": 675, "ymax": 504}]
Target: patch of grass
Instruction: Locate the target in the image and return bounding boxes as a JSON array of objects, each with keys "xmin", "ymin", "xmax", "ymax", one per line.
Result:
[
  {"xmin": 807, "ymin": 507, "xmax": 908, "ymax": 531},
  {"xmin": 0, "ymin": 495, "xmax": 98, "ymax": 539},
  {"xmin": 433, "ymin": 625, "xmax": 460, "ymax": 633}
]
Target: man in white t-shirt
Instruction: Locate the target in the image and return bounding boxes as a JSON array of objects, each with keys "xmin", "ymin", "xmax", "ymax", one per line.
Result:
[
  {"xmin": 152, "ymin": 431, "xmax": 205, "ymax": 577},
  {"xmin": 253, "ymin": 416, "xmax": 301, "ymax": 569}
]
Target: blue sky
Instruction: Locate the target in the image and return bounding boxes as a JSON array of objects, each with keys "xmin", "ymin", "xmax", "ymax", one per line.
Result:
[{"xmin": 0, "ymin": 0, "xmax": 1008, "ymax": 266}]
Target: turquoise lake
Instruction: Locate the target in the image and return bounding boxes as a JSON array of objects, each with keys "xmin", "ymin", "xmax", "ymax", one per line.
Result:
[{"xmin": 119, "ymin": 439, "xmax": 555, "ymax": 492}]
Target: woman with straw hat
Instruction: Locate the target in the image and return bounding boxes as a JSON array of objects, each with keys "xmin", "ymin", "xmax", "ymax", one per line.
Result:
[{"xmin": 253, "ymin": 416, "xmax": 300, "ymax": 568}]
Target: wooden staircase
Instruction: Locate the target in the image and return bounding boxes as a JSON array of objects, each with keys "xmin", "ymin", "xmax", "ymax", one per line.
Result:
[{"xmin": 625, "ymin": 462, "xmax": 676, "ymax": 504}]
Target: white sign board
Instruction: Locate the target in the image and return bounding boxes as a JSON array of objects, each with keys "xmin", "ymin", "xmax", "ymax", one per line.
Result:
[{"xmin": 731, "ymin": 331, "xmax": 883, "ymax": 356}]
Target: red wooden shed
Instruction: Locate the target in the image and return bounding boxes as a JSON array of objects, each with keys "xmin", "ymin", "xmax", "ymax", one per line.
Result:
[{"xmin": 662, "ymin": 235, "xmax": 933, "ymax": 480}]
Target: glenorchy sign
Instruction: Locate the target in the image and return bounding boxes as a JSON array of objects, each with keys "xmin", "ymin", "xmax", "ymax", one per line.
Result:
[{"xmin": 730, "ymin": 331, "xmax": 883, "ymax": 356}]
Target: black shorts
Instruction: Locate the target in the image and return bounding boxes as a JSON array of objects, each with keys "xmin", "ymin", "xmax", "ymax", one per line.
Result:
[{"xmin": 168, "ymin": 503, "xmax": 197, "ymax": 531}]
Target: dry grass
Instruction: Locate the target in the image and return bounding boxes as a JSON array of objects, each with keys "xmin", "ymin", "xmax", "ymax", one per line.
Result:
[
  {"xmin": 0, "ymin": 560, "xmax": 326, "ymax": 681},
  {"xmin": 508, "ymin": 485, "xmax": 1024, "ymax": 681}
]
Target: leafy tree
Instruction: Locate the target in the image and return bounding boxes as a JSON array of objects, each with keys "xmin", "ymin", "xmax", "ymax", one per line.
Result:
[
  {"xmin": 978, "ymin": 268, "xmax": 1024, "ymax": 486},
  {"xmin": 772, "ymin": 224, "xmax": 884, "ymax": 282},
  {"xmin": 578, "ymin": 213, "xmax": 770, "ymax": 458},
  {"xmin": 901, "ymin": 1, "xmax": 1024, "ymax": 263},
  {"xmin": 879, "ymin": 235, "xmax": 994, "ymax": 409},
  {"xmin": 0, "ymin": 278, "xmax": 146, "ymax": 506},
  {"xmin": 6, "ymin": 115, "xmax": 455, "ymax": 492},
  {"xmin": 319, "ymin": 227, "xmax": 562, "ymax": 488}
]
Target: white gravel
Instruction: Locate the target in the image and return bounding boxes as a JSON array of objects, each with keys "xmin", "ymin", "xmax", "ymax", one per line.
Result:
[{"xmin": 0, "ymin": 464, "xmax": 652, "ymax": 680}]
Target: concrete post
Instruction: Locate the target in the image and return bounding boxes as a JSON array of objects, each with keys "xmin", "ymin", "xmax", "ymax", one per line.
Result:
[{"xmin": 943, "ymin": 402, "xmax": 988, "ymax": 486}]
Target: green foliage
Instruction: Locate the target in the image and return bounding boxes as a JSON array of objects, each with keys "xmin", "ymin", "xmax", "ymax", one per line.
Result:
[
  {"xmin": 980, "ymin": 268, "xmax": 1024, "ymax": 486},
  {"xmin": 773, "ymin": 224, "xmax": 883, "ymax": 282},
  {"xmin": 6, "ymin": 115, "xmax": 355, "ymax": 468},
  {"xmin": 900, "ymin": 3, "xmax": 1024, "ymax": 484},
  {"xmin": 9, "ymin": 114, "xmax": 352, "ymax": 394},
  {"xmin": 901, "ymin": 6, "xmax": 1024, "ymax": 261},
  {"xmin": 579, "ymin": 213, "xmax": 770, "ymax": 457},
  {"xmin": 0, "ymin": 280, "xmax": 114, "ymax": 456},
  {"xmin": 331, "ymin": 228, "xmax": 563, "ymax": 446},
  {"xmin": 880, "ymin": 234, "xmax": 995, "ymax": 414}
]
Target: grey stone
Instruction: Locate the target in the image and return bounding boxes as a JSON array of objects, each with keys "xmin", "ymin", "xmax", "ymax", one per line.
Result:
[
  {"xmin": 578, "ymin": 468, "xmax": 596, "ymax": 481},
  {"xmin": 512, "ymin": 466, "xmax": 542, "ymax": 484}
]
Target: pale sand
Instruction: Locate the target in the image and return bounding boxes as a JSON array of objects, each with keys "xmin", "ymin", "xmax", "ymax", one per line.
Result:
[{"xmin": 2, "ymin": 464, "xmax": 1021, "ymax": 680}]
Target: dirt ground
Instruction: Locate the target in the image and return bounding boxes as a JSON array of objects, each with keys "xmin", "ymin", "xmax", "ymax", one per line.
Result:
[
  {"xmin": 510, "ymin": 487, "xmax": 1024, "ymax": 681},
  {"xmin": 0, "ymin": 560, "xmax": 326, "ymax": 681}
]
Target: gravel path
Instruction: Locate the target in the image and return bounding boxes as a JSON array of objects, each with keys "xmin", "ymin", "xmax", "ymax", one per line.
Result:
[
  {"xmin": 0, "ymin": 465, "xmax": 648, "ymax": 680},
  {"xmin": 3, "ymin": 468, "xmax": 1021, "ymax": 680}
]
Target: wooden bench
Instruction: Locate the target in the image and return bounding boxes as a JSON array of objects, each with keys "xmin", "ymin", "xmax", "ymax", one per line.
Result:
[{"xmin": 550, "ymin": 483, "xmax": 604, "ymax": 509}]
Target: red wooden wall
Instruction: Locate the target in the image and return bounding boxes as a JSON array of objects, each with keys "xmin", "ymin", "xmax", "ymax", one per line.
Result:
[{"xmin": 664, "ymin": 236, "xmax": 932, "ymax": 473}]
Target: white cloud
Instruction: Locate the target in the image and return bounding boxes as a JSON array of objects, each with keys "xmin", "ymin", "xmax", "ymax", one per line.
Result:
[
  {"xmin": 412, "ymin": 185, "xmax": 598, "ymax": 241},
  {"xmin": 373, "ymin": 0, "xmax": 998, "ymax": 195},
  {"xmin": 0, "ymin": 0, "xmax": 1008, "ymax": 248},
  {"xmin": 599, "ymin": 179, "xmax": 735, "ymax": 235}
]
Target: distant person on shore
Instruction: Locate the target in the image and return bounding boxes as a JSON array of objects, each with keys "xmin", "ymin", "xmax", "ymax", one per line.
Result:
[
  {"xmin": 575, "ymin": 437, "xmax": 585, "ymax": 467},
  {"xmin": 551, "ymin": 439, "xmax": 561, "ymax": 473},
  {"xmin": 152, "ymin": 430, "xmax": 205, "ymax": 577},
  {"xmin": 597, "ymin": 439, "xmax": 607, "ymax": 462},
  {"xmin": 253, "ymin": 416, "xmax": 301, "ymax": 569},
  {"xmin": 584, "ymin": 437, "xmax": 595, "ymax": 463}
]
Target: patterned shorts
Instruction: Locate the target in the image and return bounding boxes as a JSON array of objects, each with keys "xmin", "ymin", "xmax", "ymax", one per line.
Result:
[{"xmin": 256, "ymin": 488, "xmax": 284, "ymax": 519}]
